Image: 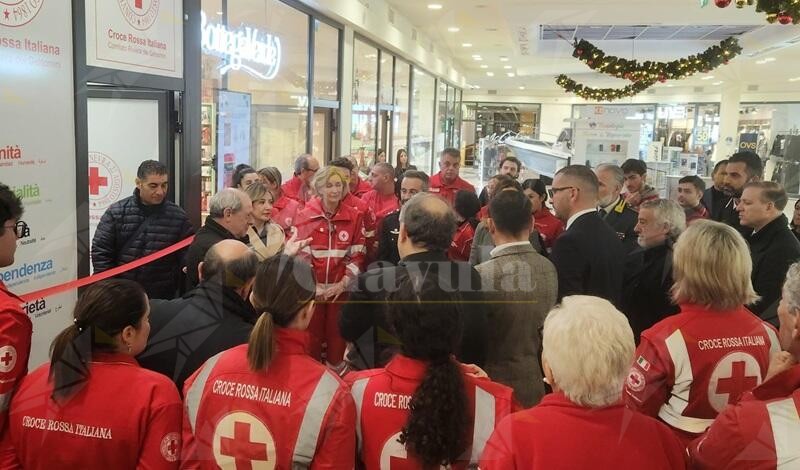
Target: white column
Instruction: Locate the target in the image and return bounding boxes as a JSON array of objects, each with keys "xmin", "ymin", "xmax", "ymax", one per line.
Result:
[
  {"xmin": 338, "ymin": 26, "xmax": 354, "ymax": 158},
  {"xmin": 714, "ymin": 84, "xmax": 742, "ymax": 162}
]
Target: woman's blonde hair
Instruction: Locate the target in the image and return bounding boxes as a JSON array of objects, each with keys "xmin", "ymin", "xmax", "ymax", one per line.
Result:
[
  {"xmin": 244, "ymin": 182, "xmax": 273, "ymax": 204},
  {"xmin": 311, "ymin": 166, "xmax": 348, "ymax": 194},
  {"xmin": 671, "ymin": 219, "xmax": 759, "ymax": 310}
]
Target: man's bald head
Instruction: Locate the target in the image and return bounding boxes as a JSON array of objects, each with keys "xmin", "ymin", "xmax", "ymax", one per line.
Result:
[
  {"xmin": 200, "ymin": 240, "xmax": 259, "ymax": 288},
  {"xmin": 399, "ymin": 193, "xmax": 456, "ymax": 251}
]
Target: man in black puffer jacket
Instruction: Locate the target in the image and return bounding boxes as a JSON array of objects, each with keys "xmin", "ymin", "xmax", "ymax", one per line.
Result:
[{"xmin": 91, "ymin": 160, "xmax": 194, "ymax": 299}]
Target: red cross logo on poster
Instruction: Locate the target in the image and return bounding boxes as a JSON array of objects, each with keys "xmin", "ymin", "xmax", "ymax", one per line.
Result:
[
  {"xmin": 88, "ymin": 152, "xmax": 123, "ymax": 211},
  {"xmin": 213, "ymin": 412, "xmax": 276, "ymax": 470},
  {"xmin": 0, "ymin": 0, "xmax": 44, "ymax": 28},
  {"xmin": 0, "ymin": 346, "xmax": 17, "ymax": 373},
  {"xmin": 117, "ymin": 0, "xmax": 160, "ymax": 31},
  {"xmin": 707, "ymin": 351, "xmax": 762, "ymax": 412}
]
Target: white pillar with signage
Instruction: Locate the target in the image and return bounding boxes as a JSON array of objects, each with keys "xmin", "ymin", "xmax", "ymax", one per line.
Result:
[{"xmin": 715, "ymin": 84, "xmax": 742, "ymax": 162}]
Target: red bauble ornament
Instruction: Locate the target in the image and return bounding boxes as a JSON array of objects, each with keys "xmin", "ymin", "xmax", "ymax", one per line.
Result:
[
  {"xmin": 576, "ymin": 49, "xmax": 584, "ymax": 56},
  {"xmin": 624, "ymin": 72, "xmax": 632, "ymax": 80},
  {"xmin": 724, "ymin": 60, "xmax": 729, "ymax": 64},
  {"xmin": 587, "ymin": 60, "xmax": 594, "ymax": 66},
  {"xmin": 715, "ymin": 0, "xmax": 731, "ymax": 7},
  {"xmin": 778, "ymin": 12, "xmax": 793, "ymax": 24}
]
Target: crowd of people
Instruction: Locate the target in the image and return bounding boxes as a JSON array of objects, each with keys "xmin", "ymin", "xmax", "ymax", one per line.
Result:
[{"xmin": 0, "ymin": 145, "xmax": 799, "ymax": 468}]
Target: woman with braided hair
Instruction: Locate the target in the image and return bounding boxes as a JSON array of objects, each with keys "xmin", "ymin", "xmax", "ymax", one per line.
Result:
[{"xmin": 346, "ymin": 273, "xmax": 515, "ymax": 469}]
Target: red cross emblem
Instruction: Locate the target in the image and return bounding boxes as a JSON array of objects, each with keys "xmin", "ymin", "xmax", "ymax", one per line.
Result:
[
  {"xmin": 88, "ymin": 166, "xmax": 108, "ymax": 196},
  {"xmin": 213, "ymin": 412, "xmax": 275, "ymax": 470},
  {"xmin": 708, "ymin": 352, "xmax": 762, "ymax": 412},
  {"xmin": 716, "ymin": 360, "xmax": 759, "ymax": 405},
  {"xmin": 0, "ymin": 346, "xmax": 17, "ymax": 373},
  {"xmin": 134, "ymin": 0, "xmax": 144, "ymax": 9},
  {"xmin": 160, "ymin": 432, "xmax": 180, "ymax": 462}
]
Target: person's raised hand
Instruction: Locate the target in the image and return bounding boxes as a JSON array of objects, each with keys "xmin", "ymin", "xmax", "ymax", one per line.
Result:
[{"xmin": 283, "ymin": 231, "xmax": 312, "ymax": 257}]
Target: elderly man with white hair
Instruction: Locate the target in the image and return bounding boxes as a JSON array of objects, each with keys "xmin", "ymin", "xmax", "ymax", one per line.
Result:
[
  {"xmin": 689, "ymin": 262, "xmax": 800, "ymax": 469},
  {"xmin": 480, "ymin": 296, "xmax": 685, "ymax": 469},
  {"xmin": 621, "ymin": 198, "xmax": 687, "ymax": 343}
]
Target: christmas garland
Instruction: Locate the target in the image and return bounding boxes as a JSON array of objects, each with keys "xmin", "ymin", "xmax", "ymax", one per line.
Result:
[
  {"xmin": 555, "ymin": 75, "xmax": 655, "ymax": 101},
  {"xmin": 713, "ymin": 0, "xmax": 799, "ymax": 25},
  {"xmin": 555, "ymin": 37, "xmax": 742, "ymax": 101},
  {"xmin": 572, "ymin": 37, "xmax": 742, "ymax": 83}
]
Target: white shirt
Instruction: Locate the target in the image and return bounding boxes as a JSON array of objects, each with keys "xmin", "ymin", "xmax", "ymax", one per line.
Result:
[
  {"xmin": 566, "ymin": 208, "xmax": 598, "ymax": 230},
  {"xmin": 489, "ymin": 240, "xmax": 531, "ymax": 258}
]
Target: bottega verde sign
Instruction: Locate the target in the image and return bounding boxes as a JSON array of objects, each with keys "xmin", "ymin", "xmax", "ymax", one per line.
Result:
[{"xmin": 200, "ymin": 11, "xmax": 281, "ymax": 80}]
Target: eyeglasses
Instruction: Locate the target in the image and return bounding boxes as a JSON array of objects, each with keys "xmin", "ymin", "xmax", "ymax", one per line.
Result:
[
  {"xmin": 550, "ymin": 186, "xmax": 576, "ymax": 194},
  {"xmin": 2, "ymin": 220, "xmax": 29, "ymax": 239}
]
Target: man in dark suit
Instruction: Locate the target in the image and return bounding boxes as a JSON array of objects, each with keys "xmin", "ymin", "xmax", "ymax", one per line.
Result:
[
  {"xmin": 595, "ymin": 163, "xmax": 638, "ymax": 253},
  {"xmin": 137, "ymin": 240, "xmax": 258, "ymax": 392},
  {"xmin": 340, "ymin": 193, "xmax": 488, "ymax": 370},
  {"xmin": 550, "ymin": 165, "xmax": 625, "ymax": 305},
  {"xmin": 721, "ymin": 151, "xmax": 762, "ymax": 236},
  {"xmin": 737, "ymin": 181, "xmax": 800, "ymax": 326},
  {"xmin": 703, "ymin": 159, "xmax": 729, "ymax": 221},
  {"xmin": 375, "ymin": 170, "xmax": 428, "ymax": 266}
]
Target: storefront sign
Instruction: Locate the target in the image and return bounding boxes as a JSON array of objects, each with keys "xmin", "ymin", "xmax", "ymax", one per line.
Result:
[
  {"xmin": 0, "ymin": 0, "xmax": 78, "ymax": 367},
  {"xmin": 201, "ymin": 11, "xmax": 281, "ymax": 80},
  {"xmin": 85, "ymin": 0, "xmax": 183, "ymax": 78},
  {"xmin": 739, "ymin": 133, "xmax": 759, "ymax": 151}
]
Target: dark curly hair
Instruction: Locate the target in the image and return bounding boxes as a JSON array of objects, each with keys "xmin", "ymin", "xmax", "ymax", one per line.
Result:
[{"xmin": 387, "ymin": 273, "xmax": 469, "ymax": 468}]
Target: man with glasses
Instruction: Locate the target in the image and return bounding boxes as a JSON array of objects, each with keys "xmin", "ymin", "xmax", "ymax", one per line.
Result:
[
  {"xmin": 549, "ymin": 165, "xmax": 625, "ymax": 305},
  {"xmin": 282, "ymin": 153, "xmax": 320, "ymax": 207},
  {"xmin": 0, "ymin": 183, "xmax": 32, "ymax": 433}
]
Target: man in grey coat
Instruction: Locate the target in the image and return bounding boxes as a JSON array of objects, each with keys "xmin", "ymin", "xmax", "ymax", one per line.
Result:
[{"xmin": 476, "ymin": 190, "xmax": 558, "ymax": 407}]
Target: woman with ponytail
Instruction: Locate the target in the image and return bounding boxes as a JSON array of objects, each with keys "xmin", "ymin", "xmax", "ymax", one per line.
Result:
[
  {"xmin": 2, "ymin": 279, "xmax": 182, "ymax": 469},
  {"xmin": 346, "ymin": 273, "xmax": 515, "ymax": 469},
  {"xmin": 181, "ymin": 254, "xmax": 356, "ymax": 468}
]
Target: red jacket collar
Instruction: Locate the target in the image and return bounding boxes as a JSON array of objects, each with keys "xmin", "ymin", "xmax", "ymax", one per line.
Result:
[
  {"xmin": 534, "ymin": 208, "xmax": 556, "ymax": 221},
  {"xmin": 304, "ymin": 197, "xmax": 352, "ymax": 222},
  {"xmin": 275, "ymin": 328, "xmax": 311, "ymax": 355},
  {"xmin": 433, "ymin": 172, "xmax": 470, "ymax": 189},
  {"xmin": 386, "ymin": 355, "xmax": 430, "ymax": 380},
  {"xmin": 752, "ymin": 364, "xmax": 800, "ymax": 401},
  {"xmin": 92, "ymin": 352, "xmax": 139, "ymax": 366},
  {"xmin": 0, "ymin": 282, "xmax": 22, "ymax": 302}
]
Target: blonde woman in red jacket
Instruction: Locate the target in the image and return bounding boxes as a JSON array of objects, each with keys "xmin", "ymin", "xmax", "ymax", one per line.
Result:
[{"xmin": 292, "ymin": 166, "xmax": 366, "ymax": 370}]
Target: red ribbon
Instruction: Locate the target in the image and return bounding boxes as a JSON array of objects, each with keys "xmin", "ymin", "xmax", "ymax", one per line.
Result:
[{"xmin": 19, "ymin": 236, "xmax": 195, "ymax": 302}]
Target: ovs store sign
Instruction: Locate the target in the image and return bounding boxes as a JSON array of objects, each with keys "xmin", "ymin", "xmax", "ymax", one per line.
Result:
[
  {"xmin": 201, "ymin": 11, "xmax": 281, "ymax": 80},
  {"xmin": 0, "ymin": 0, "xmax": 44, "ymax": 27}
]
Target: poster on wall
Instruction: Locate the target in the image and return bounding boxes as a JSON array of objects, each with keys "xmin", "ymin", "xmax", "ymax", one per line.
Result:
[
  {"xmin": 0, "ymin": 0, "xmax": 78, "ymax": 367},
  {"xmin": 216, "ymin": 90, "xmax": 252, "ymax": 190},
  {"xmin": 87, "ymin": 97, "xmax": 160, "ymax": 266},
  {"xmin": 85, "ymin": 0, "xmax": 183, "ymax": 78},
  {"xmin": 573, "ymin": 116, "xmax": 641, "ymax": 167}
]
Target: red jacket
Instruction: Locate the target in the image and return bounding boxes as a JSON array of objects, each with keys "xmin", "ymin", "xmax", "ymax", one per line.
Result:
[
  {"xmin": 429, "ymin": 172, "xmax": 475, "ymax": 206},
  {"xmin": 685, "ymin": 204, "xmax": 710, "ymax": 224},
  {"xmin": 449, "ymin": 221, "xmax": 475, "ymax": 262},
  {"xmin": 272, "ymin": 193, "xmax": 302, "ymax": 231},
  {"xmin": 477, "ymin": 205, "xmax": 489, "ymax": 221},
  {"xmin": 281, "ymin": 176, "xmax": 312, "ymax": 207},
  {"xmin": 1, "ymin": 353, "xmax": 182, "ymax": 469},
  {"xmin": 480, "ymin": 392, "xmax": 686, "ymax": 469},
  {"xmin": 181, "ymin": 329, "xmax": 356, "ymax": 469},
  {"xmin": 0, "ymin": 282, "xmax": 32, "ymax": 435},
  {"xmin": 352, "ymin": 177, "xmax": 372, "ymax": 199},
  {"xmin": 688, "ymin": 365, "xmax": 800, "ymax": 469},
  {"xmin": 360, "ymin": 190, "xmax": 399, "ymax": 260},
  {"xmin": 623, "ymin": 304, "xmax": 780, "ymax": 444},
  {"xmin": 533, "ymin": 208, "xmax": 564, "ymax": 250},
  {"xmin": 292, "ymin": 198, "xmax": 366, "ymax": 286},
  {"xmin": 345, "ymin": 355, "xmax": 515, "ymax": 469}
]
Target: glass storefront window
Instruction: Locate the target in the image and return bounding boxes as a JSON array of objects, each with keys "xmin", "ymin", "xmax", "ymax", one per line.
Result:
[
  {"xmin": 411, "ymin": 68, "xmax": 436, "ymax": 175},
  {"xmin": 738, "ymin": 102, "xmax": 800, "ymax": 194},
  {"xmin": 446, "ymin": 85, "xmax": 456, "ymax": 147},
  {"xmin": 201, "ymin": 0, "xmax": 310, "ymax": 194},
  {"xmin": 392, "ymin": 60, "xmax": 410, "ymax": 167},
  {"xmin": 454, "ymin": 89, "xmax": 463, "ymax": 149},
  {"xmin": 351, "ymin": 39, "xmax": 378, "ymax": 172},
  {"xmin": 436, "ymin": 81, "xmax": 448, "ymax": 155},
  {"xmin": 313, "ymin": 20, "xmax": 339, "ymax": 102},
  {"xmin": 379, "ymin": 53, "xmax": 394, "ymax": 107}
]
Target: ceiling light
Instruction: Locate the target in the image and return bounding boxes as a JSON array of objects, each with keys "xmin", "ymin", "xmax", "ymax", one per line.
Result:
[
  {"xmin": 472, "ymin": 85, "xmax": 481, "ymax": 89},
  {"xmin": 712, "ymin": 81, "xmax": 724, "ymax": 85},
  {"xmin": 427, "ymin": 4, "xmax": 443, "ymax": 10},
  {"xmin": 666, "ymin": 84, "xmax": 674, "ymax": 88},
  {"xmin": 216, "ymin": 11, "xmax": 223, "ymax": 15},
  {"xmin": 462, "ymin": 43, "xmax": 472, "ymax": 48},
  {"xmin": 486, "ymin": 72, "xmax": 494, "ymax": 77},
  {"xmin": 507, "ymin": 72, "xmax": 515, "ymax": 77},
  {"xmin": 480, "ymin": 64, "xmax": 488, "ymax": 69},
  {"xmin": 473, "ymin": 57, "xmax": 483, "ymax": 61},
  {"xmin": 790, "ymin": 77, "xmax": 800, "ymax": 82},
  {"xmin": 503, "ymin": 65, "xmax": 512, "ymax": 69},
  {"xmin": 499, "ymin": 57, "xmax": 509, "ymax": 62},
  {"xmin": 701, "ymin": 76, "xmax": 715, "ymax": 80},
  {"xmin": 755, "ymin": 57, "xmax": 776, "ymax": 65},
  {"xmin": 518, "ymin": 86, "xmax": 525, "ymax": 90},
  {"xmin": 448, "ymin": 26, "xmax": 460, "ymax": 32}
]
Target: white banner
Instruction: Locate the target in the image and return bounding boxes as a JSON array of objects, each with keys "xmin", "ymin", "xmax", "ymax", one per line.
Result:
[
  {"xmin": 0, "ymin": 0, "xmax": 78, "ymax": 367},
  {"xmin": 216, "ymin": 90, "xmax": 252, "ymax": 190},
  {"xmin": 85, "ymin": 0, "xmax": 183, "ymax": 78},
  {"xmin": 87, "ymin": 97, "xmax": 159, "ymax": 254}
]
